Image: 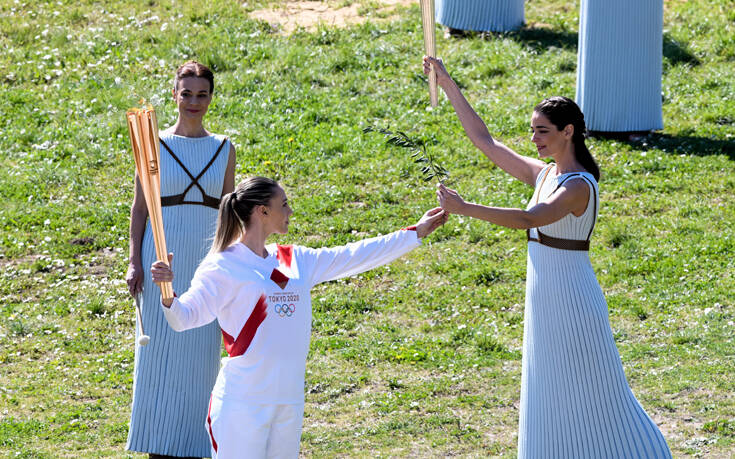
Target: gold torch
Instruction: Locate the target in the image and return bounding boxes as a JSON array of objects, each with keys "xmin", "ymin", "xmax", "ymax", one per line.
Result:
[{"xmin": 126, "ymin": 104, "xmax": 174, "ymax": 304}]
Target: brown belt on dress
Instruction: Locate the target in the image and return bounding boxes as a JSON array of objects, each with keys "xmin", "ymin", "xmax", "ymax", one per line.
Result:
[
  {"xmin": 526, "ymin": 167, "xmax": 596, "ymax": 252},
  {"xmin": 526, "ymin": 229, "xmax": 590, "ymax": 251}
]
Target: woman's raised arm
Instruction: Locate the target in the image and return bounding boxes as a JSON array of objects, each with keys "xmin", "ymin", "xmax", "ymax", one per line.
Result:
[{"xmin": 424, "ymin": 57, "xmax": 546, "ymax": 186}]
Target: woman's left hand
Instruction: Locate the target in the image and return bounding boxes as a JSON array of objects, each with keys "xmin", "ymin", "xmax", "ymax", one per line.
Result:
[
  {"xmin": 436, "ymin": 183, "xmax": 467, "ymax": 215},
  {"xmin": 415, "ymin": 207, "xmax": 449, "ymax": 239}
]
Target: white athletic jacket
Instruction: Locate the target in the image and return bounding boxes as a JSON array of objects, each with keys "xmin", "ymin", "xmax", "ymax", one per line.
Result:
[{"xmin": 162, "ymin": 227, "xmax": 421, "ymax": 404}]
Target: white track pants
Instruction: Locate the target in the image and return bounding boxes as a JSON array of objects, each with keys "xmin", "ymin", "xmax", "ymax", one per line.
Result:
[{"xmin": 207, "ymin": 394, "xmax": 304, "ymax": 459}]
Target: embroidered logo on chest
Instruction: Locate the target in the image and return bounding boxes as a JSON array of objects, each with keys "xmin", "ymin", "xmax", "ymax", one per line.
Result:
[
  {"xmin": 267, "ymin": 291, "xmax": 301, "ymax": 318},
  {"xmin": 269, "ymin": 245, "xmax": 298, "ymax": 317}
]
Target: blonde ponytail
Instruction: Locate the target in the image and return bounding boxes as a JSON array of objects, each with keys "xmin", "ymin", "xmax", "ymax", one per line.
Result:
[
  {"xmin": 210, "ymin": 192, "xmax": 242, "ymax": 254},
  {"xmin": 209, "ymin": 177, "xmax": 280, "ymax": 253}
]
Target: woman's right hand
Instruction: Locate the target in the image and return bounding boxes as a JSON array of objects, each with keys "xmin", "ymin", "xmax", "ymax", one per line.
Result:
[
  {"xmin": 423, "ymin": 56, "xmax": 451, "ymax": 87},
  {"xmin": 415, "ymin": 207, "xmax": 449, "ymax": 239},
  {"xmin": 126, "ymin": 262, "xmax": 143, "ymax": 297},
  {"xmin": 151, "ymin": 253, "xmax": 174, "ymax": 285}
]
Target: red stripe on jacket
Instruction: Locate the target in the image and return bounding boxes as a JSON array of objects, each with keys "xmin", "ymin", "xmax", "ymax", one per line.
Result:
[
  {"xmin": 276, "ymin": 244, "xmax": 294, "ymax": 268},
  {"xmin": 221, "ymin": 294, "xmax": 267, "ymax": 357},
  {"xmin": 207, "ymin": 396, "xmax": 218, "ymax": 453},
  {"xmin": 270, "ymin": 268, "xmax": 290, "ymax": 289}
]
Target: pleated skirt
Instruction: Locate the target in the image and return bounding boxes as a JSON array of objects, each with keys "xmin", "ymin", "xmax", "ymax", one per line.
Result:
[
  {"xmin": 576, "ymin": 0, "xmax": 664, "ymax": 132},
  {"xmin": 127, "ymin": 205, "xmax": 222, "ymax": 457},
  {"xmin": 436, "ymin": 0, "xmax": 524, "ymax": 32},
  {"xmin": 519, "ymin": 243, "xmax": 671, "ymax": 458}
]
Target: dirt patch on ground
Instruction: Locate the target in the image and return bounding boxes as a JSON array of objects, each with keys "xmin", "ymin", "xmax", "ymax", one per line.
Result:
[
  {"xmin": 249, "ymin": 0, "xmax": 414, "ymax": 35},
  {"xmin": 0, "ymin": 253, "xmax": 42, "ymax": 269}
]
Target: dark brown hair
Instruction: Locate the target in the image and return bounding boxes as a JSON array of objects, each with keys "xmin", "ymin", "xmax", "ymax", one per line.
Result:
[
  {"xmin": 174, "ymin": 61, "xmax": 214, "ymax": 93},
  {"xmin": 210, "ymin": 177, "xmax": 280, "ymax": 253},
  {"xmin": 534, "ymin": 96, "xmax": 600, "ymax": 181}
]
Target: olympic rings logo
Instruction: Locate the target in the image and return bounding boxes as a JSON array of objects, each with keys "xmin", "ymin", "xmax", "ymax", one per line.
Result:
[{"xmin": 274, "ymin": 303, "xmax": 296, "ymax": 317}]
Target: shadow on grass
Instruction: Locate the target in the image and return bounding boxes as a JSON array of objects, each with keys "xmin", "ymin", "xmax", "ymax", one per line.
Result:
[
  {"xmin": 619, "ymin": 133, "xmax": 734, "ymax": 159},
  {"xmin": 483, "ymin": 26, "xmax": 578, "ymax": 52},
  {"xmin": 483, "ymin": 28, "xmax": 700, "ymax": 68},
  {"xmin": 663, "ymin": 33, "xmax": 700, "ymax": 67}
]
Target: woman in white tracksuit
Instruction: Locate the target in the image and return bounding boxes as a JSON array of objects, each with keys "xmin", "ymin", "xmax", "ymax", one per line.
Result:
[{"xmin": 151, "ymin": 176, "xmax": 447, "ymax": 458}]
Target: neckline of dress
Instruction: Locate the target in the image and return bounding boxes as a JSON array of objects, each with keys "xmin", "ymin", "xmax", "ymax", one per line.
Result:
[{"xmin": 160, "ymin": 132, "xmax": 216, "ymax": 141}]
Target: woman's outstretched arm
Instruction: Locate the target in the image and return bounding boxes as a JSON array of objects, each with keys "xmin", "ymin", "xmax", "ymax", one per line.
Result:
[
  {"xmin": 305, "ymin": 208, "xmax": 448, "ymax": 286},
  {"xmin": 437, "ymin": 181, "xmax": 589, "ymax": 229},
  {"xmin": 424, "ymin": 56, "xmax": 546, "ymax": 186}
]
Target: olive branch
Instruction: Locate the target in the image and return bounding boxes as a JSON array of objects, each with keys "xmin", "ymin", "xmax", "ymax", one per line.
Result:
[{"xmin": 363, "ymin": 126, "xmax": 449, "ymax": 183}]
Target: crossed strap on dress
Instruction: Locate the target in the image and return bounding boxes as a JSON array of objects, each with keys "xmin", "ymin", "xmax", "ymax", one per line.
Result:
[
  {"xmin": 526, "ymin": 166, "xmax": 598, "ymax": 251},
  {"xmin": 159, "ymin": 138, "xmax": 227, "ymax": 210}
]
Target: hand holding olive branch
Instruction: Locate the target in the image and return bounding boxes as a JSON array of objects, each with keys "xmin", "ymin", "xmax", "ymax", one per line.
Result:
[{"xmin": 363, "ymin": 126, "xmax": 449, "ymax": 184}]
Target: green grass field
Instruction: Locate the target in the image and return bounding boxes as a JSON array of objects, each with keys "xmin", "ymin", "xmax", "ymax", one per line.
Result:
[{"xmin": 1, "ymin": 0, "xmax": 733, "ymax": 457}]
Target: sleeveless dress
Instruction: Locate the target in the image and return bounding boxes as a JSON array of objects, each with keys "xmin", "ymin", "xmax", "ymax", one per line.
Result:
[
  {"xmin": 127, "ymin": 133, "xmax": 230, "ymax": 457},
  {"xmin": 576, "ymin": 0, "xmax": 664, "ymax": 132},
  {"xmin": 519, "ymin": 165, "xmax": 671, "ymax": 458},
  {"xmin": 436, "ymin": 0, "xmax": 524, "ymax": 32}
]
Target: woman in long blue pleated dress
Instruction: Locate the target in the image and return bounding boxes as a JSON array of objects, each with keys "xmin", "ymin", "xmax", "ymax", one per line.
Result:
[
  {"xmin": 576, "ymin": 0, "xmax": 664, "ymax": 133},
  {"xmin": 125, "ymin": 61, "xmax": 236, "ymax": 458},
  {"xmin": 425, "ymin": 56, "xmax": 671, "ymax": 458},
  {"xmin": 436, "ymin": 0, "xmax": 524, "ymax": 34}
]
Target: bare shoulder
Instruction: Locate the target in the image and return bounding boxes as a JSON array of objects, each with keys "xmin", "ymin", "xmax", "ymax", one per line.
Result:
[
  {"xmin": 558, "ymin": 177, "xmax": 592, "ymax": 215},
  {"xmin": 559, "ymin": 176, "xmax": 592, "ymax": 196}
]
